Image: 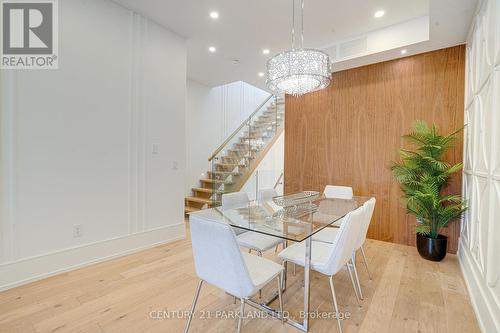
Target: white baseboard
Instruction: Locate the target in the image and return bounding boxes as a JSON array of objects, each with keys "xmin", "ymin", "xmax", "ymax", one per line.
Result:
[
  {"xmin": 458, "ymin": 238, "xmax": 500, "ymax": 333},
  {"xmin": 0, "ymin": 223, "xmax": 186, "ymax": 291}
]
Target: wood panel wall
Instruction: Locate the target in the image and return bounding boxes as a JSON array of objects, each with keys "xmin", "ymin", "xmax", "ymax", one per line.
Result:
[{"xmin": 284, "ymin": 45, "xmax": 465, "ymax": 253}]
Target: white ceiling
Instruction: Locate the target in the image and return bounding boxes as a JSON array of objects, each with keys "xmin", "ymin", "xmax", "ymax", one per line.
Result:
[{"xmin": 113, "ymin": 0, "xmax": 478, "ymax": 91}]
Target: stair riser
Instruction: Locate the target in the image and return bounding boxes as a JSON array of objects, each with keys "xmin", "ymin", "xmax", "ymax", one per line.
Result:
[
  {"xmin": 185, "ymin": 198, "xmax": 219, "ymax": 206},
  {"xmin": 232, "ymin": 143, "xmax": 259, "ymax": 148},
  {"xmin": 184, "ymin": 202, "xmax": 205, "ymax": 210},
  {"xmin": 191, "ymin": 191, "xmax": 212, "ymax": 199},
  {"xmin": 214, "ymin": 165, "xmax": 247, "ymax": 172},
  {"xmin": 229, "ymin": 148, "xmax": 259, "ymax": 153},
  {"xmin": 232, "ymin": 145, "xmax": 263, "ymax": 151},
  {"xmin": 243, "ymin": 126, "xmax": 282, "ymax": 135},
  {"xmin": 255, "ymin": 117, "xmax": 282, "ymax": 122},
  {"xmin": 220, "ymin": 157, "xmax": 244, "ymax": 164},
  {"xmin": 207, "ymin": 172, "xmax": 242, "ymax": 179},
  {"xmin": 192, "ymin": 188, "xmax": 226, "ymax": 195},
  {"xmin": 200, "ymin": 179, "xmax": 235, "ymax": 185}
]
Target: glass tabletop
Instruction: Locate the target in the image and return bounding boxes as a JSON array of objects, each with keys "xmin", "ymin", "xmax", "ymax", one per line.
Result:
[{"xmin": 190, "ymin": 194, "xmax": 370, "ymax": 242}]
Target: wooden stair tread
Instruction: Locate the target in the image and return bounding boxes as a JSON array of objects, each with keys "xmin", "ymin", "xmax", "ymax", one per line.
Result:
[
  {"xmin": 230, "ymin": 148, "xmax": 260, "ymax": 152},
  {"xmin": 184, "ymin": 206, "xmax": 200, "ymax": 214},
  {"xmin": 192, "ymin": 187, "xmax": 226, "ymax": 194},
  {"xmin": 209, "ymin": 171, "xmax": 243, "ymax": 176},
  {"xmin": 215, "ymin": 163, "xmax": 246, "ymax": 168},
  {"xmin": 200, "ymin": 178, "xmax": 235, "ymax": 184},
  {"xmin": 185, "ymin": 196, "xmax": 218, "ymax": 205}
]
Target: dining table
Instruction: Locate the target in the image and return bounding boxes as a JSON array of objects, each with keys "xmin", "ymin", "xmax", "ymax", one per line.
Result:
[{"xmin": 190, "ymin": 193, "xmax": 369, "ymax": 332}]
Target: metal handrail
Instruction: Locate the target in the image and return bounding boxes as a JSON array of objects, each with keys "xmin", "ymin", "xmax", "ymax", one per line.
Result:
[
  {"xmin": 273, "ymin": 172, "xmax": 284, "ymax": 190},
  {"xmin": 208, "ymin": 94, "xmax": 275, "ymax": 161}
]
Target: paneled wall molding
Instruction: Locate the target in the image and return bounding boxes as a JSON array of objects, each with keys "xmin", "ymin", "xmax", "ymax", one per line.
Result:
[
  {"xmin": 0, "ymin": 71, "xmax": 15, "ymax": 263},
  {"xmin": 128, "ymin": 12, "xmax": 149, "ymax": 235},
  {"xmin": 460, "ymin": 0, "xmax": 500, "ymax": 331},
  {"xmin": 459, "ymin": 237, "xmax": 499, "ymax": 333},
  {"xmin": 0, "ymin": 0, "xmax": 186, "ymax": 288}
]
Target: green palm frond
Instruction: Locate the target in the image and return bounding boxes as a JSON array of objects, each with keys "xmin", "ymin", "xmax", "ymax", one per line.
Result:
[
  {"xmin": 390, "ymin": 121, "xmax": 467, "ymax": 238},
  {"xmin": 446, "ymin": 163, "xmax": 463, "ymax": 175}
]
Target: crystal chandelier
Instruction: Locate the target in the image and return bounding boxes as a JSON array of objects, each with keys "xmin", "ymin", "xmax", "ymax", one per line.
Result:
[{"xmin": 266, "ymin": 0, "xmax": 331, "ymax": 96}]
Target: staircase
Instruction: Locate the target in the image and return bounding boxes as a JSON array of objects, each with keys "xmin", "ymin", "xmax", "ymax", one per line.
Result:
[{"xmin": 185, "ymin": 95, "xmax": 284, "ymax": 215}]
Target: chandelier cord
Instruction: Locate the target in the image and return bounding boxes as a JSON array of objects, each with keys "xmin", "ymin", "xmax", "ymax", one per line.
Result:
[
  {"xmin": 301, "ymin": 0, "xmax": 304, "ymax": 49},
  {"xmin": 291, "ymin": 0, "xmax": 295, "ymax": 49},
  {"xmin": 291, "ymin": 0, "xmax": 305, "ymax": 50}
]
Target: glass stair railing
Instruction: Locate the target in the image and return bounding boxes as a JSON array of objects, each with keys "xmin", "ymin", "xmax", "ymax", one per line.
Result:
[{"xmin": 184, "ymin": 95, "xmax": 284, "ymax": 214}]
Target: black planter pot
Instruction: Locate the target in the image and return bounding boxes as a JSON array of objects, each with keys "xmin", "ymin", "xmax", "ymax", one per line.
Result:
[{"xmin": 416, "ymin": 233, "xmax": 448, "ymax": 261}]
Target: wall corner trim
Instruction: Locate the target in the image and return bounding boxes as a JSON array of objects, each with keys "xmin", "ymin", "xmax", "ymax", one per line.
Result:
[{"xmin": 458, "ymin": 238, "xmax": 500, "ymax": 333}]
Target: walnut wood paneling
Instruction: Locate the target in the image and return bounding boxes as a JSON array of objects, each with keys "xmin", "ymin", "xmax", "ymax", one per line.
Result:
[{"xmin": 284, "ymin": 46, "xmax": 465, "ymax": 253}]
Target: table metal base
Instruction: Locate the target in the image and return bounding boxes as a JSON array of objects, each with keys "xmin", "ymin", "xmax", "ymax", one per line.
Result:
[{"xmin": 245, "ymin": 237, "xmax": 312, "ymax": 332}]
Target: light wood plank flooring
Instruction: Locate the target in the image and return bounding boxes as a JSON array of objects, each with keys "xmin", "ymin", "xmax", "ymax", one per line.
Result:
[{"xmin": 0, "ymin": 227, "xmax": 479, "ymax": 333}]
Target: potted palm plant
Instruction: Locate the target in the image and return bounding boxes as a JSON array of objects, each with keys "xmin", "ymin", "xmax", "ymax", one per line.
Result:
[{"xmin": 391, "ymin": 121, "xmax": 467, "ymax": 261}]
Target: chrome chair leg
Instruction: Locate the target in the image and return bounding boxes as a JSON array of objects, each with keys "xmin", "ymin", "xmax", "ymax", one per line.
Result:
[
  {"xmin": 281, "ymin": 261, "xmax": 287, "ymax": 290},
  {"xmin": 351, "ymin": 255, "xmax": 364, "ymax": 300},
  {"xmin": 360, "ymin": 245, "xmax": 372, "ymax": 280},
  {"xmin": 328, "ymin": 276, "xmax": 343, "ymax": 333},
  {"xmin": 277, "ymin": 275, "xmax": 284, "ymax": 324},
  {"xmin": 258, "ymin": 251, "xmax": 263, "ymax": 298},
  {"xmin": 237, "ymin": 298, "xmax": 245, "ymax": 333},
  {"xmin": 184, "ymin": 279, "xmax": 203, "ymax": 333},
  {"xmin": 346, "ymin": 263, "xmax": 362, "ymax": 307},
  {"xmin": 275, "ymin": 240, "xmax": 285, "ymax": 253}
]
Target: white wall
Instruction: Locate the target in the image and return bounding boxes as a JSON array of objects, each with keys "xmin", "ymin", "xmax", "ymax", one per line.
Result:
[
  {"xmin": 459, "ymin": 0, "xmax": 500, "ymax": 332},
  {"xmin": 185, "ymin": 80, "xmax": 269, "ymax": 194},
  {"xmin": 0, "ymin": 0, "xmax": 186, "ymax": 289}
]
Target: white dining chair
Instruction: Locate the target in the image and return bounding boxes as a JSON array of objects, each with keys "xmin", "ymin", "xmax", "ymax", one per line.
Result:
[
  {"xmin": 222, "ymin": 192, "xmax": 251, "ymax": 210},
  {"xmin": 321, "ymin": 186, "xmax": 354, "ymax": 228},
  {"xmin": 312, "ymin": 226, "xmax": 340, "ymax": 244},
  {"xmin": 256, "ymin": 188, "xmax": 285, "ymax": 253},
  {"xmin": 323, "ymin": 185, "xmax": 353, "ymax": 199},
  {"xmin": 278, "ymin": 206, "xmax": 365, "ymax": 333},
  {"xmin": 312, "ymin": 198, "xmax": 376, "ymax": 300},
  {"xmin": 351, "ymin": 197, "xmax": 376, "ymax": 299},
  {"xmin": 222, "ymin": 192, "xmax": 283, "ymax": 256},
  {"xmin": 222, "ymin": 192, "xmax": 251, "ymax": 235},
  {"xmin": 257, "ymin": 188, "xmax": 278, "ymax": 202},
  {"xmin": 186, "ymin": 215, "xmax": 284, "ymax": 333}
]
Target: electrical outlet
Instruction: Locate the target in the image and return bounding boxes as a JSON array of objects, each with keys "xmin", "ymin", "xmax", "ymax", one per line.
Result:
[
  {"xmin": 152, "ymin": 143, "xmax": 160, "ymax": 154},
  {"xmin": 73, "ymin": 224, "xmax": 83, "ymax": 238},
  {"xmin": 172, "ymin": 161, "xmax": 178, "ymax": 170}
]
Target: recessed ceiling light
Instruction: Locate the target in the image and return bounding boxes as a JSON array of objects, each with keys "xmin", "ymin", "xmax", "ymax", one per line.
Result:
[
  {"xmin": 262, "ymin": 49, "xmax": 270, "ymax": 55},
  {"xmin": 209, "ymin": 11, "xmax": 219, "ymax": 19},
  {"xmin": 208, "ymin": 46, "xmax": 216, "ymax": 53},
  {"xmin": 374, "ymin": 10, "xmax": 385, "ymax": 18},
  {"xmin": 258, "ymin": 72, "xmax": 265, "ymax": 77},
  {"xmin": 401, "ymin": 49, "xmax": 407, "ymax": 55}
]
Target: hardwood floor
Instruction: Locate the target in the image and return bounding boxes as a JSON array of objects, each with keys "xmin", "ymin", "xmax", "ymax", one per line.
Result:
[{"xmin": 0, "ymin": 227, "xmax": 479, "ymax": 333}]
